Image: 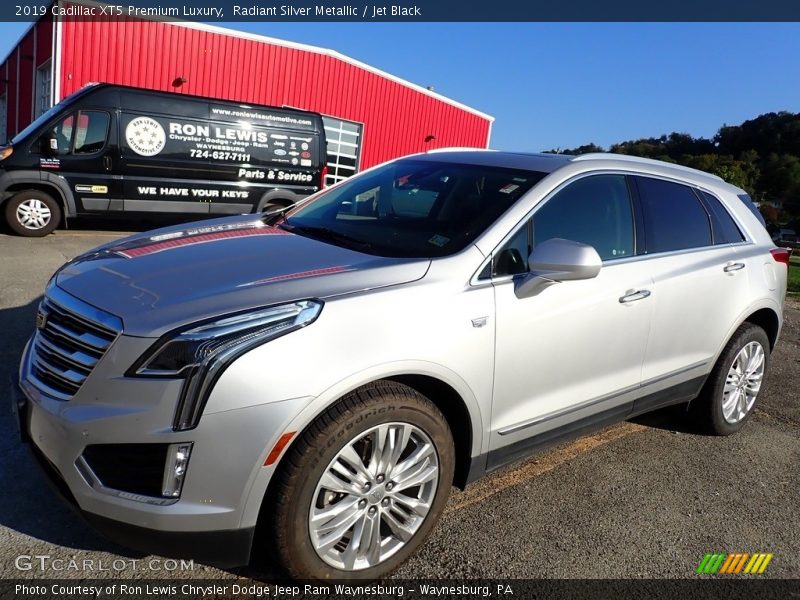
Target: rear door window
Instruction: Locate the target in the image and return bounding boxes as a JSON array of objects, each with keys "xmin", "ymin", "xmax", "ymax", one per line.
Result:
[{"xmin": 635, "ymin": 176, "xmax": 712, "ymax": 254}]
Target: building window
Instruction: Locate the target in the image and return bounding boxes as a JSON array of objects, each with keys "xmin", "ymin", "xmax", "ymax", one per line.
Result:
[
  {"xmin": 322, "ymin": 116, "xmax": 363, "ymax": 186},
  {"xmin": 35, "ymin": 60, "xmax": 52, "ymax": 119}
]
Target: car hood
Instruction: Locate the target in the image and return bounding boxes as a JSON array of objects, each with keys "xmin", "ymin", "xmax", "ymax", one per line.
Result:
[{"xmin": 55, "ymin": 216, "xmax": 430, "ymax": 337}]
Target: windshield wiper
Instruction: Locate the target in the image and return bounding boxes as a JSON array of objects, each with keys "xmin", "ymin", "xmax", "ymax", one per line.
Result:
[
  {"xmin": 261, "ymin": 201, "xmax": 304, "ymax": 225},
  {"xmin": 279, "ymin": 223, "xmax": 374, "ymax": 252}
]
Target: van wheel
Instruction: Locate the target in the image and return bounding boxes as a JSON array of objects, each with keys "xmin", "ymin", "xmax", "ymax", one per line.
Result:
[
  {"xmin": 268, "ymin": 381, "xmax": 454, "ymax": 580},
  {"xmin": 693, "ymin": 323, "xmax": 770, "ymax": 435},
  {"xmin": 5, "ymin": 190, "xmax": 61, "ymax": 236},
  {"xmin": 262, "ymin": 199, "xmax": 292, "ymax": 214}
]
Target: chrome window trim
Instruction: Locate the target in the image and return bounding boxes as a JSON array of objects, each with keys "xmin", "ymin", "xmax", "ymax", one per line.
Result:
[{"xmin": 470, "ymin": 168, "xmax": 756, "ymax": 287}]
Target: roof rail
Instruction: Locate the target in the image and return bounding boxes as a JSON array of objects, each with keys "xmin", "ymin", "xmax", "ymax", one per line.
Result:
[
  {"xmin": 426, "ymin": 147, "xmax": 496, "ymax": 154},
  {"xmin": 570, "ymin": 153, "xmax": 724, "ymax": 181}
]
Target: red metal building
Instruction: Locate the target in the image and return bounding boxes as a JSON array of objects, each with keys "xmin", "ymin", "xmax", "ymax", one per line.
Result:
[{"xmin": 0, "ymin": 2, "xmax": 493, "ymax": 185}]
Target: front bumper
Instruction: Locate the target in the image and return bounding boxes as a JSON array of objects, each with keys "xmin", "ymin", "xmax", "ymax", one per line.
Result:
[
  {"xmin": 11, "ymin": 384, "xmax": 254, "ymax": 567},
  {"xmin": 14, "ymin": 335, "xmax": 306, "ymax": 568}
]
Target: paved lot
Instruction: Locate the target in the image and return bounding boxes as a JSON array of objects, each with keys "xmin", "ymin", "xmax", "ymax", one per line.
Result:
[{"xmin": 0, "ymin": 224, "xmax": 798, "ymax": 580}]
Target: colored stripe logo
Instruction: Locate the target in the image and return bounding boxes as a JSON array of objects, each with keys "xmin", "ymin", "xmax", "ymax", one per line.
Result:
[{"xmin": 696, "ymin": 553, "xmax": 773, "ymax": 574}]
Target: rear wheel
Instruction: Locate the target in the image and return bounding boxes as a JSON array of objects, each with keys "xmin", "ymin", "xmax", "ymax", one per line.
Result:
[
  {"xmin": 5, "ymin": 190, "xmax": 61, "ymax": 236},
  {"xmin": 268, "ymin": 381, "xmax": 454, "ymax": 580},
  {"xmin": 693, "ymin": 323, "xmax": 770, "ymax": 435}
]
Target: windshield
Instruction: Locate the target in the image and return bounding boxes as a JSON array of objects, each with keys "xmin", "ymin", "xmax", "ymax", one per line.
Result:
[
  {"xmin": 282, "ymin": 159, "xmax": 546, "ymax": 258},
  {"xmin": 11, "ymin": 102, "xmax": 67, "ymax": 145}
]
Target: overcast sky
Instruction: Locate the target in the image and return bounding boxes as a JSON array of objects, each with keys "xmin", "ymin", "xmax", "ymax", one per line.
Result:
[{"xmin": 1, "ymin": 21, "xmax": 798, "ymax": 152}]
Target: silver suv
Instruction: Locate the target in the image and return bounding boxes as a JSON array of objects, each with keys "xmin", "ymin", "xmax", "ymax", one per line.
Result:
[{"xmin": 14, "ymin": 151, "xmax": 788, "ymax": 579}]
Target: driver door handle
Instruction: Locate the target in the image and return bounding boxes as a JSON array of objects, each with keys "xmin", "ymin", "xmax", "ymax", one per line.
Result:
[{"xmin": 619, "ymin": 289, "xmax": 651, "ymax": 303}]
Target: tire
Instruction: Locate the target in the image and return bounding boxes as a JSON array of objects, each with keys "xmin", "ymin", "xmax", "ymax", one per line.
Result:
[
  {"xmin": 5, "ymin": 189, "xmax": 61, "ymax": 237},
  {"xmin": 693, "ymin": 323, "xmax": 770, "ymax": 435},
  {"xmin": 259, "ymin": 198, "xmax": 293, "ymax": 214},
  {"xmin": 268, "ymin": 381, "xmax": 455, "ymax": 580}
]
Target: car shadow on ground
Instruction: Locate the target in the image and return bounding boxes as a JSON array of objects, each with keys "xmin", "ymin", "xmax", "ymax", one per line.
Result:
[{"xmin": 628, "ymin": 403, "xmax": 709, "ymax": 435}]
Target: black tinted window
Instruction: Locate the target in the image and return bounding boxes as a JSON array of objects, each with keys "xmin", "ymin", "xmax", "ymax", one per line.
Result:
[
  {"xmin": 74, "ymin": 111, "xmax": 110, "ymax": 154},
  {"xmin": 700, "ymin": 191, "xmax": 745, "ymax": 244},
  {"xmin": 533, "ymin": 175, "xmax": 634, "ymax": 261},
  {"xmin": 737, "ymin": 193, "xmax": 767, "ymax": 228},
  {"xmin": 636, "ymin": 177, "xmax": 712, "ymax": 254},
  {"xmin": 492, "ymin": 174, "xmax": 634, "ymax": 277}
]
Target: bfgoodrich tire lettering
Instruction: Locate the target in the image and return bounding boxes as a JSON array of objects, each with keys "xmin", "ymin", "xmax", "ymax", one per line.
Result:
[
  {"xmin": 267, "ymin": 381, "xmax": 455, "ymax": 580},
  {"xmin": 694, "ymin": 323, "xmax": 770, "ymax": 435}
]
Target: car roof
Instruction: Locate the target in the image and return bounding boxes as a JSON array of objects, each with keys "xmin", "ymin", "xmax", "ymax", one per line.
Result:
[
  {"xmin": 411, "ymin": 149, "xmax": 742, "ymax": 194},
  {"xmin": 413, "ymin": 149, "xmax": 573, "ymax": 173}
]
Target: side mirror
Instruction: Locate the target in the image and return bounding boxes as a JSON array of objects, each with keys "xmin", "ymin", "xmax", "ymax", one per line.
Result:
[
  {"xmin": 41, "ymin": 136, "xmax": 58, "ymax": 156},
  {"xmin": 515, "ymin": 238, "xmax": 602, "ymax": 299}
]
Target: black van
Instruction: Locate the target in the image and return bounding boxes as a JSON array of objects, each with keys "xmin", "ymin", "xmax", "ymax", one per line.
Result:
[{"xmin": 0, "ymin": 83, "xmax": 327, "ymax": 236}]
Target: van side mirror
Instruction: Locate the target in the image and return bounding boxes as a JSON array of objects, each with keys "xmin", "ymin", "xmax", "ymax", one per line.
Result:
[
  {"xmin": 41, "ymin": 135, "xmax": 58, "ymax": 156},
  {"xmin": 514, "ymin": 238, "xmax": 602, "ymax": 299}
]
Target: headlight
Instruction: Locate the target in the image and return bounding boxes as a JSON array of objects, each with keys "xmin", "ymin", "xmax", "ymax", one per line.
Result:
[
  {"xmin": 130, "ymin": 300, "xmax": 322, "ymax": 430},
  {"xmin": 0, "ymin": 146, "xmax": 13, "ymax": 160}
]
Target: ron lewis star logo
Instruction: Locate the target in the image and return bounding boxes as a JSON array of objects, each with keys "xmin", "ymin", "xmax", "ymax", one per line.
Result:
[{"xmin": 125, "ymin": 116, "xmax": 166, "ymax": 157}]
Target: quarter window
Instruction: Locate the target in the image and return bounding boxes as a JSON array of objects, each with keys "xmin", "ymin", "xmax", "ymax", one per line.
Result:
[
  {"xmin": 635, "ymin": 177, "xmax": 712, "ymax": 254},
  {"xmin": 700, "ymin": 191, "xmax": 745, "ymax": 244}
]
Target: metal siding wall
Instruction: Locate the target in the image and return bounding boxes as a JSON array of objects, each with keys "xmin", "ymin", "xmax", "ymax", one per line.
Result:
[
  {"xmin": 17, "ymin": 31, "xmax": 36, "ymax": 131},
  {"xmin": 35, "ymin": 18, "xmax": 53, "ymax": 68},
  {"xmin": 5, "ymin": 53, "xmax": 17, "ymax": 136},
  {"xmin": 59, "ymin": 17, "xmax": 491, "ymax": 169}
]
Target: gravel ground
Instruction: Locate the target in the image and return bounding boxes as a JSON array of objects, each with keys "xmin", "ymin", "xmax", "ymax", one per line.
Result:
[{"xmin": 0, "ymin": 225, "xmax": 797, "ymax": 581}]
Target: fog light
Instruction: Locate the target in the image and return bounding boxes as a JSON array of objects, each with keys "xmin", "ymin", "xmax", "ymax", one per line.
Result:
[{"xmin": 162, "ymin": 442, "xmax": 192, "ymax": 498}]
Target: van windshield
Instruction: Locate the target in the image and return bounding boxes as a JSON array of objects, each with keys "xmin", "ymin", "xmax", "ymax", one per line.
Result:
[
  {"xmin": 11, "ymin": 102, "xmax": 67, "ymax": 145},
  {"xmin": 282, "ymin": 159, "xmax": 545, "ymax": 258}
]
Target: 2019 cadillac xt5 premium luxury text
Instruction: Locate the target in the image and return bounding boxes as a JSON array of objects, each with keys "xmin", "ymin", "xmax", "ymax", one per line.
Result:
[{"xmin": 14, "ymin": 150, "xmax": 788, "ymax": 579}]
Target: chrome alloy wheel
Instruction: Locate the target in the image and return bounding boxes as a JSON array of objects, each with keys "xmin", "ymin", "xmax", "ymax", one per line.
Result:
[
  {"xmin": 309, "ymin": 422, "xmax": 439, "ymax": 571},
  {"xmin": 16, "ymin": 198, "xmax": 52, "ymax": 230},
  {"xmin": 722, "ymin": 341, "xmax": 765, "ymax": 424}
]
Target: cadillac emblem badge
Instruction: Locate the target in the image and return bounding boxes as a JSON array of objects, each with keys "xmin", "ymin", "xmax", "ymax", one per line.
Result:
[{"xmin": 35, "ymin": 309, "xmax": 47, "ymax": 331}]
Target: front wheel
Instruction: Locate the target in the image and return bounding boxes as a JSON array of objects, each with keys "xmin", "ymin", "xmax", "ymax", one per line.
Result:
[
  {"xmin": 268, "ymin": 381, "xmax": 455, "ymax": 580},
  {"xmin": 5, "ymin": 189, "xmax": 61, "ymax": 236}
]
